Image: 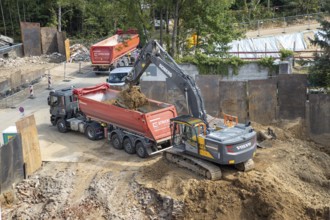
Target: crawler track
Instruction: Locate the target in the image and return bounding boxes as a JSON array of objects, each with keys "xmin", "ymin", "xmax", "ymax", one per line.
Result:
[{"xmin": 164, "ymin": 149, "xmax": 222, "ymax": 180}]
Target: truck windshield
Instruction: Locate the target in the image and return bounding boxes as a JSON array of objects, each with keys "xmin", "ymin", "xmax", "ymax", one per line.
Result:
[
  {"xmin": 109, "ymin": 73, "xmax": 127, "ymax": 83},
  {"xmin": 49, "ymin": 96, "xmax": 59, "ymax": 106}
]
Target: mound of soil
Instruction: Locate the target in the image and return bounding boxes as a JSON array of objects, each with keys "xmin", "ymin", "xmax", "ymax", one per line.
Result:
[
  {"xmin": 102, "ymin": 86, "xmax": 148, "ymax": 110},
  {"xmin": 118, "ymin": 86, "xmax": 148, "ymax": 109}
]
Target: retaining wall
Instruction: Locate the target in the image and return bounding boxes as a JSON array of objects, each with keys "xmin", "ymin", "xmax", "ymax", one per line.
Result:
[
  {"xmin": 278, "ymin": 74, "xmax": 307, "ymax": 120},
  {"xmin": 0, "ymin": 68, "xmax": 45, "ymax": 98},
  {"xmin": 140, "ymin": 74, "xmax": 330, "ymax": 147},
  {"xmin": 248, "ymin": 79, "xmax": 277, "ymax": 124}
]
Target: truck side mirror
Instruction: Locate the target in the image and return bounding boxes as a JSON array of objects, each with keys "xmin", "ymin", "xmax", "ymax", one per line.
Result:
[{"xmin": 106, "ymin": 79, "xmax": 109, "ymax": 82}]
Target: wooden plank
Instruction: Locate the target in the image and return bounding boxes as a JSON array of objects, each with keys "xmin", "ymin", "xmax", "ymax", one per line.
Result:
[
  {"xmin": 65, "ymin": 39, "xmax": 70, "ymax": 62},
  {"xmin": 15, "ymin": 115, "xmax": 42, "ymax": 175}
]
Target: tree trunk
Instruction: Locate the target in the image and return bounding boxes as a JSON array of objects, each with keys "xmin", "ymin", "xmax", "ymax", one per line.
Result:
[
  {"xmin": 159, "ymin": 7, "xmax": 163, "ymax": 46},
  {"xmin": 171, "ymin": 0, "xmax": 179, "ymax": 57},
  {"xmin": 165, "ymin": 5, "xmax": 170, "ymax": 51},
  {"xmin": 22, "ymin": 0, "xmax": 26, "ymax": 21},
  {"xmin": 9, "ymin": 6, "xmax": 14, "ymax": 35},
  {"xmin": 0, "ymin": 0, "xmax": 6, "ymax": 35},
  {"xmin": 58, "ymin": 5, "xmax": 62, "ymax": 32},
  {"xmin": 16, "ymin": 0, "xmax": 21, "ymax": 22}
]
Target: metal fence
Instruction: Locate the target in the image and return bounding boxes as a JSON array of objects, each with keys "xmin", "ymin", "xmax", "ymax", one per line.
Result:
[{"xmin": 238, "ymin": 12, "xmax": 326, "ymax": 33}]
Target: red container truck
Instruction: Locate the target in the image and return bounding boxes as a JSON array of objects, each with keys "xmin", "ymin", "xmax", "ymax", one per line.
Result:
[
  {"xmin": 90, "ymin": 29, "xmax": 140, "ymax": 74},
  {"xmin": 48, "ymin": 83, "xmax": 177, "ymax": 158}
]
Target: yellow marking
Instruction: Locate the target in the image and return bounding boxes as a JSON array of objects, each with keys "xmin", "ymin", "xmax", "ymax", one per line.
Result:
[
  {"xmin": 229, "ymin": 160, "xmax": 235, "ymax": 164},
  {"xmin": 198, "ymin": 137, "xmax": 214, "ymax": 159}
]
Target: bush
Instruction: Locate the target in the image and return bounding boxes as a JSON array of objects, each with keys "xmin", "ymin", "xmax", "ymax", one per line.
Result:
[{"xmin": 279, "ymin": 49, "xmax": 294, "ymax": 61}]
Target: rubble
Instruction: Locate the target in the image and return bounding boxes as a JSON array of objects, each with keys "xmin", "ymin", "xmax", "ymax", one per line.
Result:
[
  {"xmin": 0, "ymin": 53, "xmax": 67, "ymax": 68},
  {"xmin": 69, "ymin": 44, "xmax": 90, "ymax": 62}
]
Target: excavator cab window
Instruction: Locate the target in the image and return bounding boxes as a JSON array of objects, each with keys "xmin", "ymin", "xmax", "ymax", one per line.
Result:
[{"xmin": 171, "ymin": 122, "xmax": 184, "ymax": 146}]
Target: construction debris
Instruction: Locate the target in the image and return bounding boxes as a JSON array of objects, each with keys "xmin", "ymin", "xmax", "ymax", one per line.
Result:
[{"xmin": 69, "ymin": 44, "xmax": 90, "ymax": 62}]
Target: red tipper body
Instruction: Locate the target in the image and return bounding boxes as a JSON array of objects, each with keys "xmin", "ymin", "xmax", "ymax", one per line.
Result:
[
  {"xmin": 90, "ymin": 29, "xmax": 140, "ymax": 66},
  {"xmin": 73, "ymin": 83, "xmax": 177, "ymax": 142}
]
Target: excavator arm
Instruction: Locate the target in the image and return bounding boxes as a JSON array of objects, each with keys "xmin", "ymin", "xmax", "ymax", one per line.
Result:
[{"xmin": 127, "ymin": 40, "xmax": 208, "ymax": 126}]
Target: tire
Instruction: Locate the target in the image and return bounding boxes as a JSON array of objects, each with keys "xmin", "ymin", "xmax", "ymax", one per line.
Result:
[
  {"xmin": 123, "ymin": 138, "xmax": 136, "ymax": 154},
  {"xmin": 85, "ymin": 126, "xmax": 96, "ymax": 140},
  {"xmin": 57, "ymin": 119, "xmax": 68, "ymax": 133},
  {"xmin": 111, "ymin": 134, "xmax": 122, "ymax": 149},
  {"xmin": 136, "ymin": 142, "xmax": 148, "ymax": 158}
]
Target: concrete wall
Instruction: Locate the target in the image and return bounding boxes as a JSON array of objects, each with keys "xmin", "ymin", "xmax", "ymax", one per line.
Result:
[
  {"xmin": 0, "ymin": 80, "xmax": 10, "ymax": 96},
  {"xmin": 219, "ymin": 81, "xmax": 248, "ymax": 123},
  {"xmin": 196, "ymin": 75, "xmax": 220, "ymax": 117},
  {"xmin": 141, "ymin": 63, "xmax": 269, "ymax": 82},
  {"xmin": 278, "ymin": 74, "xmax": 307, "ymax": 120},
  {"xmin": 140, "ymin": 74, "xmax": 330, "ymax": 148},
  {"xmin": 224, "ymin": 63, "xmax": 269, "ymax": 81},
  {"xmin": 309, "ymin": 94, "xmax": 330, "ymax": 135},
  {"xmin": 248, "ymin": 79, "xmax": 277, "ymax": 124},
  {"xmin": 140, "ymin": 81, "xmax": 167, "ymax": 103},
  {"xmin": 0, "ymin": 68, "xmax": 45, "ymax": 97},
  {"xmin": 308, "ymin": 94, "xmax": 330, "ymax": 147}
]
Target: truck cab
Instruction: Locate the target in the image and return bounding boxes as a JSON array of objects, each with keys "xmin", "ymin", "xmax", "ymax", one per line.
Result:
[
  {"xmin": 48, "ymin": 87, "xmax": 104, "ymax": 139},
  {"xmin": 48, "ymin": 88, "xmax": 78, "ymax": 126}
]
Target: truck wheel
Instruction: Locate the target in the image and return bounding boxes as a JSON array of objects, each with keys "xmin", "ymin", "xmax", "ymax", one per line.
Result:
[
  {"xmin": 123, "ymin": 138, "xmax": 136, "ymax": 154},
  {"xmin": 111, "ymin": 134, "xmax": 123, "ymax": 149},
  {"xmin": 57, "ymin": 119, "xmax": 68, "ymax": 133},
  {"xmin": 136, "ymin": 142, "xmax": 148, "ymax": 158},
  {"xmin": 85, "ymin": 126, "xmax": 96, "ymax": 140}
]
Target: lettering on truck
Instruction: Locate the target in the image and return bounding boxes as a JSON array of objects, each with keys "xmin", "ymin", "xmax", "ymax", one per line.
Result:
[
  {"xmin": 150, "ymin": 118, "xmax": 170, "ymax": 129},
  {"xmin": 94, "ymin": 52, "xmax": 110, "ymax": 56},
  {"xmin": 236, "ymin": 142, "xmax": 252, "ymax": 150}
]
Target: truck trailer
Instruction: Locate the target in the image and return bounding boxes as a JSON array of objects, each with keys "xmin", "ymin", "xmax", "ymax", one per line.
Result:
[
  {"xmin": 48, "ymin": 83, "xmax": 177, "ymax": 158},
  {"xmin": 90, "ymin": 29, "xmax": 140, "ymax": 75}
]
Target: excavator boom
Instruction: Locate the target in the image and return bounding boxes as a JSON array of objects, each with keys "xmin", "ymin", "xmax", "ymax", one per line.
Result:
[{"xmin": 127, "ymin": 40, "xmax": 208, "ymax": 126}]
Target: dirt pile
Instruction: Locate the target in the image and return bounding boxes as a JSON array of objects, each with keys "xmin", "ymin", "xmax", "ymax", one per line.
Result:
[
  {"xmin": 135, "ymin": 120, "xmax": 330, "ymax": 219},
  {"xmin": 69, "ymin": 44, "xmax": 90, "ymax": 62},
  {"xmin": 1, "ymin": 162, "xmax": 145, "ymax": 219},
  {"xmin": 2, "ymin": 119, "xmax": 330, "ymax": 219},
  {"xmin": 118, "ymin": 86, "xmax": 148, "ymax": 109},
  {"xmin": 104, "ymin": 86, "xmax": 148, "ymax": 110}
]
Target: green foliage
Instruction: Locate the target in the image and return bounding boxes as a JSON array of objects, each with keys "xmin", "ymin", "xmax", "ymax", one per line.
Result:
[
  {"xmin": 46, "ymin": 8, "xmax": 58, "ymax": 28},
  {"xmin": 258, "ymin": 57, "xmax": 276, "ymax": 75},
  {"xmin": 279, "ymin": 49, "xmax": 294, "ymax": 61},
  {"xmin": 308, "ymin": 16, "xmax": 330, "ymax": 87},
  {"xmin": 178, "ymin": 54, "xmax": 245, "ymax": 75},
  {"xmin": 180, "ymin": 0, "xmax": 243, "ymax": 56}
]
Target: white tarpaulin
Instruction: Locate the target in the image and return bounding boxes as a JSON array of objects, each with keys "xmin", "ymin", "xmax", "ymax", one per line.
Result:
[{"xmin": 228, "ymin": 30, "xmax": 318, "ymax": 59}]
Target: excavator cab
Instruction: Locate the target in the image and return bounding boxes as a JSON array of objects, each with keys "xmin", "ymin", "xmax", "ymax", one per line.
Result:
[{"xmin": 170, "ymin": 115, "xmax": 207, "ymax": 156}]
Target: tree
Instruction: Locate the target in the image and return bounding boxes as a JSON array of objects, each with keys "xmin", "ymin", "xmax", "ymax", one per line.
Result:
[
  {"xmin": 309, "ymin": 0, "xmax": 330, "ymax": 87},
  {"xmin": 180, "ymin": 0, "xmax": 242, "ymax": 56}
]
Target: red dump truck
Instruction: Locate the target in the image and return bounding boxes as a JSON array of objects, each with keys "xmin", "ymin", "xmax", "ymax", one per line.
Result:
[
  {"xmin": 48, "ymin": 83, "xmax": 177, "ymax": 158},
  {"xmin": 90, "ymin": 29, "xmax": 140, "ymax": 75}
]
